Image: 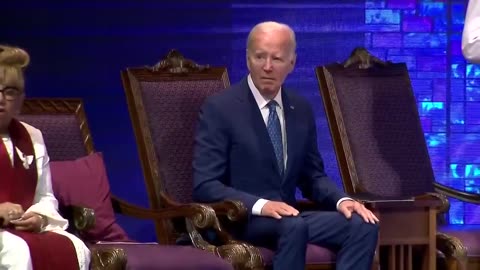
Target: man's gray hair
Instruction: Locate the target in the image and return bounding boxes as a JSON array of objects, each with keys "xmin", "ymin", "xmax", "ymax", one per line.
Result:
[{"xmin": 246, "ymin": 21, "xmax": 296, "ymax": 54}]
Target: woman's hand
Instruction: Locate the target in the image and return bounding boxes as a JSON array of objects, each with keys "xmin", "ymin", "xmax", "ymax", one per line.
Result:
[
  {"xmin": 10, "ymin": 212, "xmax": 46, "ymax": 232},
  {"xmin": 0, "ymin": 202, "xmax": 24, "ymax": 226}
]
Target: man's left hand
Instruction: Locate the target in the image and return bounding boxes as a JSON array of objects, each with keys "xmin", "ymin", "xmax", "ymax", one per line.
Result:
[
  {"xmin": 338, "ymin": 200, "xmax": 379, "ymax": 224},
  {"xmin": 10, "ymin": 212, "xmax": 45, "ymax": 232}
]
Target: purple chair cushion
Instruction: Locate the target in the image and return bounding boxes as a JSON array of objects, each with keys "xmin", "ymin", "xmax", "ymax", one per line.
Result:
[
  {"xmin": 258, "ymin": 244, "xmax": 336, "ymax": 265},
  {"xmin": 50, "ymin": 152, "xmax": 130, "ymax": 243},
  {"xmin": 440, "ymin": 225, "xmax": 480, "ymax": 257},
  {"xmin": 93, "ymin": 243, "xmax": 234, "ymax": 270}
]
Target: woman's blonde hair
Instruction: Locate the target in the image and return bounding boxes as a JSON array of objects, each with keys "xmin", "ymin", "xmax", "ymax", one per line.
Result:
[{"xmin": 0, "ymin": 45, "xmax": 30, "ymax": 90}]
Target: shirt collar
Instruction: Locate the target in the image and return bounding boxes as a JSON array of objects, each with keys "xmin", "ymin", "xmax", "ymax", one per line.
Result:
[{"xmin": 247, "ymin": 74, "xmax": 283, "ymax": 111}]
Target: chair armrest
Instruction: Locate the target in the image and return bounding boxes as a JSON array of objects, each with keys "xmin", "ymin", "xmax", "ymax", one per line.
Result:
[
  {"xmin": 208, "ymin": 200, "xmax": 247, "ymax": 222},
  {"xmin": 111, "ymin": 196, "xmax": 264, "ymax": 269},
  {"xmin": 59, "ymin": 205, "xmax": 95, "ymax": 233},
  {"xmin": 434, "ymin": 182, "xmax": 480, "ymax": 204},
  {"xmin": 351, "ymin": 192, "xmax": 445, "ymax": 210},
  {"xmin": 111, "ymin": 195, "xmax": 216, "ymax": 224},
  {"xmin": 295, "ymin": 193, "xmax": 445, "ymax": 212},
  {"xmin": 90, "ymin": 246, "xmax": 127, "ymax": 270}
]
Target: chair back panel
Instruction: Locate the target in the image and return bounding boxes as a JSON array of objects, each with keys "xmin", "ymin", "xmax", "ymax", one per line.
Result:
[
  {"xmin": 317, "ymin": 63, "xmax": 435, "ymax": 197},
  {"xmin": 123, "ymin": 66, "xmax": 229, "ymax": 207},
  {"xmin": 18, "ymin": 99, "xmax": 94, "ymax": 160}
]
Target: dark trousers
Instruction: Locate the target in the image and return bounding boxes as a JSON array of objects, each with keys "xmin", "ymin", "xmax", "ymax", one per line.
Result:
[{"xmin": 241, "ymin": 211, "xmax": 378, "ymax": 270}]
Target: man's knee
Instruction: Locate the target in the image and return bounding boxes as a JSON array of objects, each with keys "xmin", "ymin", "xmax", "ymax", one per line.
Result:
[
  {"xmin": 349, "ymin": 214, "xmax": 379, "ymax": 237},
  {"xmin": 279, "ymin": 216, "xmax": 309, "ymax": 239}
]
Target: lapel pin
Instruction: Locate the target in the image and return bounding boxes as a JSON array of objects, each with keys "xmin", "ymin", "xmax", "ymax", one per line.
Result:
[
  {"xmin": 22, "ymin": 155, "xmax": 30, "ymax": 170},
  {"xmin": 290, "ymin": 105, "xmax": 295, "ymax": 110},
  {"xmin": 16, "ymin": 147, "xmax": 31, "ymax": 170}
]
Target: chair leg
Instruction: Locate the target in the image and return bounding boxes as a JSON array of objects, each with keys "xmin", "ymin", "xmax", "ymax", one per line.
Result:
[
  {"xmin": 371, "ymin": 244, "xmax": 380, "ymax": 270},
  {"xmin": 444, "ymin": 256, "xmax": 468, "ymax": 270}
]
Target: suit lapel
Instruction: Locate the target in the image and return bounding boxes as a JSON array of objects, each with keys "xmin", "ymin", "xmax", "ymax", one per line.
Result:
[{"xmin": 282, "ymin": 90, "xmax": 298, "ymax": 181}]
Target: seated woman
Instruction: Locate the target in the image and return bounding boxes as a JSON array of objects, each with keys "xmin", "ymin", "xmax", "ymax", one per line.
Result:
[{"xmin": 0, "ymin": 45, "xmax": 90, "ymax": 269}]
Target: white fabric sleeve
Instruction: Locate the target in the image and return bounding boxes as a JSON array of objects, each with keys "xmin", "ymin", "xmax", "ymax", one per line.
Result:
[
  {"xmin": 462, "ymin": 0, "xmax": 480, "ymax": 62},
  {"xmin": 252, "ymin": 198, "xmax": 269, "ymax": 215},
  {"xmin": 336, "ymin": 197, "xmax": 354, "ymax": 210},
  {"xmin": 23, "ymin": 124, "xmax": 68, "ymax": 232}
]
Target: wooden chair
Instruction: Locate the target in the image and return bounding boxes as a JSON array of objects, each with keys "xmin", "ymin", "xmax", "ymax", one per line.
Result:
[
  {"xmin": 122, "ymin": 50, "xmax": 350, "ymax": 269},
  {"xmin": 18, "ymin": 98, "xmax": 236, "ymax": 270},
  {"xmin": 316, "ymin": 47, "xmax": 480, "ymax": 270}
]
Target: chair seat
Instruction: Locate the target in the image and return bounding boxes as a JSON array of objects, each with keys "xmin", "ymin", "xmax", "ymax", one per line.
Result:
[
  {"xmin": 258, "ymin": 244, "xmax": 336, "ymax": 265},
  {"xmin": 93, "ymin": 243, "xmax": 234, "ymax": 270},
  {"xmin": 440, "ymin": 224, "xmax": 480, "ymax": 257}
]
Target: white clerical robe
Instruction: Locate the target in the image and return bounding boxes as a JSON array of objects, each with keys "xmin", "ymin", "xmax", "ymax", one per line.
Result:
[
  {"xmin": 463, "ymin": 0, "xmax": 480, "ymax": 63},
  {"xmin": 0, "ymin": 122, "xmax": 90, "ymax": 270}
]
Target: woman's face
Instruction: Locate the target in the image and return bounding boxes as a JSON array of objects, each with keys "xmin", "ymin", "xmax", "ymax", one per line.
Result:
[{"xmin": 0, "ymin": 84, "xmax": 24, "ymax": 132}]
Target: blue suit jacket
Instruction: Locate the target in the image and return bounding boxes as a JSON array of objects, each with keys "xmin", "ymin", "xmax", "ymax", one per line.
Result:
[{"xmin": 193, "ymin": 77, "xmax": 345, "ymax": 213}]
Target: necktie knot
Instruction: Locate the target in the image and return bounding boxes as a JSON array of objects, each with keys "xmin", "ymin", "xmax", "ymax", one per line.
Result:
[{"xmin": 267, "ymin": 100, "xmax": 278, "ymax": 111}]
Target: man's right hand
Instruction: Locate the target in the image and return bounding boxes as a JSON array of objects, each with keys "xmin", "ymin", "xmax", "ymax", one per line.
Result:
[
  {"xmin": 0, "ymin": 202, "xmax": 24, "ymax": 226},
  {"xmin": 261, "ymin": 201, "xmax": 299, "ymax": 219}
]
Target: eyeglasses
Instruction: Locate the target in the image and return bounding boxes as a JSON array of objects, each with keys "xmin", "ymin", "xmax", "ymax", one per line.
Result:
[{"xmin": 0, "ymin": 86, "xmax": 23, "ymax": 101}]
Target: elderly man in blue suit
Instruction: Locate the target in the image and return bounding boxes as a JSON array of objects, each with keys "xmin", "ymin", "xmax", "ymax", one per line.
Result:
[{"xmin": 193, "ymin": 21, "xmax": 379, "ymax": 270}]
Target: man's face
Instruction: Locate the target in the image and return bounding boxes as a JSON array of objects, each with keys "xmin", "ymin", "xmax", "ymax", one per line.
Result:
[
  {"xmin": 247, "ymin": 29, "xmax": 296, "ymax": 98},
  {"xmin": 0, "ymin": 85, "xmax": 24, "ymax": 131}
]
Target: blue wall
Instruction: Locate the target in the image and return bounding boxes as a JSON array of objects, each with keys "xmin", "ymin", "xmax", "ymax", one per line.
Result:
[{"xmin": 2, "ymin": 0, "xmax": 477, "ymax": 241}]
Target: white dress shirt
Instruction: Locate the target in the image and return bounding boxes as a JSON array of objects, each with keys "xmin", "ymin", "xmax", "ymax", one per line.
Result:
[
  {"xmin": 247, "ymin": 75, "xmax": 351, "ymax": 215},
  {"xmin": 463, "ymin": 0, "xmax": 480, "ymax": 62},
  {"xmin": 1, "ymin": 121, "xmax": 90, "ymax": 270}
]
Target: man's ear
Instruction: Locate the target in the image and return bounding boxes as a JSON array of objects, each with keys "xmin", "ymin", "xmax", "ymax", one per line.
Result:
[
  {"xmin": 246, "ymin": 50, "xmax": 252, "ymax": 71},
  {"xmin": 289, "ymin": 53, "xmax": 297, "ymax": 72}
]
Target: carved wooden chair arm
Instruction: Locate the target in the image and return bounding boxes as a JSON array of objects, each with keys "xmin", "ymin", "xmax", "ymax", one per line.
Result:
[
  {"xmin": 111, "ymin": 195, "xmax": 214, "ymax": 221},
  {"xmin": 59, "ymin": 205, "xmax": 96, "ymax": 234},
  {"xmin": 159, "ymin": 199, "xmax": 264, "ymax": 270},
  {"xmin": 112, "ymin": 196, "xmax": 263, "ymax": 270},
  {"xmin": 111, "ymin": 194, "xmax": 232, "ymax": 243},
  {"xmin": 111, "ymin": 195, "xmax": 264, "ymax": 269},
  {"xmin": 187, "ymin": 221, "xmax": 264, "ymax": 270},
  {"xmin": 434, "ymin": 182, "xmax": 480, "ymax": 204},
  {"xmin": 436, "ymin": 232, "xmax": 468, "ymax": 268},
  {"xmin": 90, "ymin": 246, "xmax": 127, "ymax": 270},
  {"xmin": 72, "ymin": 205, "xmax": 96, "ymax": 231},
  {"xmin": 208, "ymin": 200, "xmax": 248, "ymax": 222}
]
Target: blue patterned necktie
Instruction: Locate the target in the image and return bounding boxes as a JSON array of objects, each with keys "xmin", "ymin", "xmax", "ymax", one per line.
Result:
[{"xmin": 266, "ymin": 100, "xmax": 284, "ymax": 176}]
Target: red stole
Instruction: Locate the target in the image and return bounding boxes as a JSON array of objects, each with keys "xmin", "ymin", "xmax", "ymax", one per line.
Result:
[{"xmin": 0, "ymin": 119, "xmax": 80, "ymax": 270}]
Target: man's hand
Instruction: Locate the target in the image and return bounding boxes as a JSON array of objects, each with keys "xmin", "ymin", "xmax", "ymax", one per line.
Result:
[
  {"xmin": 261, "ymin": 201, "xmax": 299, "ymax": 219},
  {"xmin": 0, "ymin": 202, "xmax": 24, "ymax": 226},
  {"xmin": 338, "ymin": 200, "xmax": 379, "ymax": 224},
  {"xmin": 10, "ymin": 212, "xmax": 45, "ymax": 232}
]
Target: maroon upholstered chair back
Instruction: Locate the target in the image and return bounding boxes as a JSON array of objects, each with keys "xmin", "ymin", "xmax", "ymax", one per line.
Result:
[
  {"xmin": 18, "ymin": 99, "xmax": 94, "ymax": 160},
  {"xmin": 316, "ymin": 60, "xmax": 435, "ymax": 197},
  {"xmin": 122, "ymin": 54, "xmax": 229, "ymax": 208}
]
